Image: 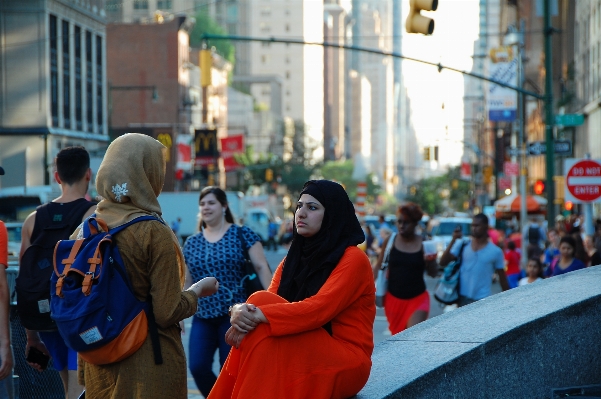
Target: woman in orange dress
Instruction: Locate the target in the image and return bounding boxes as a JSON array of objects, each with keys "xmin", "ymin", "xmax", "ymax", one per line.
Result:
[{"xmin": 208, "ymin": 180, "xmax": 376, "ymax": 399}]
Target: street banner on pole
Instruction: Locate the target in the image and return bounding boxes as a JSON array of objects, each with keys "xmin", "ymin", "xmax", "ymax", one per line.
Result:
[
  {"xmin": 487, "ymin": 46, "xmax": 518, "ymax": 122},
  {"xmin": 503, "ymin": 162, "xmax": 519, "ymax": 177},
  {"xmin": 564, "ymin": 158, "xmax": 601, "ymax": 203},
  {"xmin": 220, "ymin": 135, "xmax": 244, "ymax": 172}
]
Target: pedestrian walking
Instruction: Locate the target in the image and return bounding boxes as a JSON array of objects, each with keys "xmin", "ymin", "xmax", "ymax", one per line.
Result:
[
  {"xmin": 208, "ymin": 179, "xmax": 375, "ymax": 399},
  {"xmin": 440, "ymin": 213, "xmax": 509, "ymax": 307},
  {"xmin": 266, "ymin": 219, "xmax": 279, "ymax": 251},
  {"xmin": 504, "ymin": 241, "xmax": 521, "ymax": 289},
  {"xmin": 19, "ymin": 147, "xmax": 96, "ymax": 399},
  {"xmin": 0, "ymin": 165, "xmax": 14, "ymax": 399},
  {"xmin": 183, "ymin": 186, "xmax": 272, "ymax": 398},
  {"xmin": 518, "ymin": 258, "xmax": 544, "ymax": 286},
  {"xmin": 76, "ymin": 134, "xmax": 218, "ymax": 398},
  {"xmin": 523, "ymin": 216, "xmax": 546, "ymax": 260},
  {"xmin": 372, "ymin": 203, "xmax": 438, "ymax": 334},
  {"xmin": 545, "ymin": 235, "xmax": 586, "ymax": 277},
  {"xmin": 542, "ymin": 228, "xmax": 561, "ymax": 268}
]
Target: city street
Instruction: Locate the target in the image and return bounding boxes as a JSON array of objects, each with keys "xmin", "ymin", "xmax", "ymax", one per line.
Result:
[{"xmin": 184, "ymin": 246, "xmax": 502, "ymax": 398}]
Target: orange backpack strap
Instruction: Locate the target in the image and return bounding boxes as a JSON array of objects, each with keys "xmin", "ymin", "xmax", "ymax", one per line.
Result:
[
  {"xmin": 81, "ymin": 238, "xmax": 109, "ymax": 296},
  {"xmin": 55, "ymin": 239, "xmax": 85, "ymax": 298}
]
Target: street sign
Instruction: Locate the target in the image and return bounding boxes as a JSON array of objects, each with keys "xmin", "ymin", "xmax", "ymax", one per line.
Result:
[
  {"xmin": 503, "ymin": 162, "xmax": 519, "ymax": 177},
  {"xmin": 555, "ymin": 114, "xmax": 584, "ymax": 126},
  {"xmin": 564, "ymin": 158, "xmax": 601, "ymax": 203},
  {"xmin": 527, "ymin": 140, "xmax": 572, "ymax": 156}
]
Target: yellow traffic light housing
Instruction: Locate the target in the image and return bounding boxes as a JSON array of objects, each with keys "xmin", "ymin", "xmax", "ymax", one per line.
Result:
[
  {"xmin": 423, "ymin": 147, "xmax": 431, "ymax": 161},
  {"xmin": 265, "ymin": 168, "xmax": 273, "ymax": 182},
  {"xmin": 406, "ymin": 0, "xmax": 438, "ymax": 35},
  {"xmin": 200, "ymin": 49, "xmax": 212, "ymax": 87}
]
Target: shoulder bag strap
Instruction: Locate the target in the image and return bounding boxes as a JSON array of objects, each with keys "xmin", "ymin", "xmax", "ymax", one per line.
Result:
[
  {"xmin": 381, "ymin": 232, "xmax": 397, "ymax": 270},
  {"xmin": 237, "ymin": 225, "xmax": 251, "ymax": 262}
]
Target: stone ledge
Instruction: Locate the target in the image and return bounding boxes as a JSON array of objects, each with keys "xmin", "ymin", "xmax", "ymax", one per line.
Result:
[{"xmin": 358, "ymin": 266, "xmax": 601, "ymax": 399}]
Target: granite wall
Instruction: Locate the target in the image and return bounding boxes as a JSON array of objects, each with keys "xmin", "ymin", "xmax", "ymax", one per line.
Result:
[{"xmin": 358, "ymin": 266, "xmax": 601, "ymax": 399}]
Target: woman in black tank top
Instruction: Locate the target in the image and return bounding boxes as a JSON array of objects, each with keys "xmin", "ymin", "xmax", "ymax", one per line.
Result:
[{"xmin": 372, "ymin": 203, "xmax": 438, "ymax": 334}]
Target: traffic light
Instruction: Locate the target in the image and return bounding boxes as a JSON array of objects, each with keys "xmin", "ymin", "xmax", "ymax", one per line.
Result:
[
  {"xmin": 533, "ymin": 180, "xmax": 545, "ymax": 195},
  {"xmin": 406, "ymin": 0, "xmax": 438, "ymax": 35},
  {"xmin": 200, "ymin": 48, "xmax": 212, "ymax": 87},
  {"xmin": 265, "ymin": 168, "xmax": 273, "ymax": 182},
  {"xmin": 423, "ymin": 147, "xmax": 431, "ymax": 161},
  {"xmin": 565, "ymin": 201, "xmax": 573, "ymax": 211},
  {"xmin": 483, "ymin": 166, "xmax": 493, "ymax": 184}
]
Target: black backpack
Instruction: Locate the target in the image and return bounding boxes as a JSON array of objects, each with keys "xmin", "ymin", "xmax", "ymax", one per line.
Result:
[
  {"xmin": 16, "ymin": 199, "xmax": 95, "ymax": 331},
  {"xmin": 528, "ymin": 225, "xmax": 540, "ymax": 245}
]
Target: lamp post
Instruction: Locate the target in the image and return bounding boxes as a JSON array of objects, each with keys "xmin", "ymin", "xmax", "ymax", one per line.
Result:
[{"xmin": 505, "ymin": 22, "xmax": 528, "ymax": 267}]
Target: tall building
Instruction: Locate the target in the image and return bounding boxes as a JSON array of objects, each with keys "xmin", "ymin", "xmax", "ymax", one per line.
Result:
[
  {"xmin": 0, "ymin": 0, "xmax": 109, "ymax": 190},
  {"xmin": 324, "ymin": 2, "xmax": 347, "ymax": 161},
  {"xmin": 356, "ymin": 1, "xmax": 394, "ymax": 190}
]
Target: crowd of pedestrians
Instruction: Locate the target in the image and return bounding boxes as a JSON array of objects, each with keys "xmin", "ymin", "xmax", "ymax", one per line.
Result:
[{"xmin": 1, "ymin": 138, "xmax": 601, "ymax": 398}]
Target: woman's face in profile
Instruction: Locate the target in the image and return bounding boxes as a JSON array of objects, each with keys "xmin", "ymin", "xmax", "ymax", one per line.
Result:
[{"xmin": 295, "ymin": 194, "xmax": 325, "ymax": 238}]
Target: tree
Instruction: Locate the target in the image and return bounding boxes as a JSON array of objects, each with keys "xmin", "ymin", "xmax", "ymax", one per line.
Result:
[
  {"xmin": 316, "ymin": 160, "xmax": 381, "ymax": 202},
  {"xmin": 404, "ymin": 166, "xmax": 471, "ymax": 215},
  {"xmin": 189, "ymin": 10, "xmax": 235, "ymax": 67}
]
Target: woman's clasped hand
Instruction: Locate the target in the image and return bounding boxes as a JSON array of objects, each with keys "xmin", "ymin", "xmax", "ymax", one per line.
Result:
[{"xmin": 225, "ymin": 303, "xmax": 267, "ymax": 348}]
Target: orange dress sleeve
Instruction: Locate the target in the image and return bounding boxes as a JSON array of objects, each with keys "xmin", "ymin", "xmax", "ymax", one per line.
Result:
[{"xmin": 260, "ymin": 246, "xmax": 374, "ymax": 337}]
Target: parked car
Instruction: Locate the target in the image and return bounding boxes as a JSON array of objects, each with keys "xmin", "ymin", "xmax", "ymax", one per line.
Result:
[
  {"xmin": 429, "ymin": 217, "xmax": 472, "ymax": 255},
  {"xmin": 5, "ymin": 222, "xmax": 22, "ymax": 258}
]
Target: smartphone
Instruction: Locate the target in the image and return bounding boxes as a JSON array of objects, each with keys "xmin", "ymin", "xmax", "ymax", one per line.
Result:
[{"xmin": 26, "ymin": 347, "xmax": 50, "ymax": 370}]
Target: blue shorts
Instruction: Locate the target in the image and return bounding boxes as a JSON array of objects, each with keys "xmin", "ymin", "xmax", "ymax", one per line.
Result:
[{"xmin": 38, "ymin": 331, "xmax": 77, "ymax": 371}]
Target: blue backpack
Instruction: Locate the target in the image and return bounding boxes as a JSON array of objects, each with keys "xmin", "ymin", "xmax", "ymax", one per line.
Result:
[{"xmin": 51, "ymin": 215, "xmax": 163, "ymax": 365}]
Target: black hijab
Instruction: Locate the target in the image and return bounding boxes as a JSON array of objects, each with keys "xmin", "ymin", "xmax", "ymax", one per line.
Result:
[{"xmin": 277, "ymin": 180, "xmax": 365, "ymax": 304}]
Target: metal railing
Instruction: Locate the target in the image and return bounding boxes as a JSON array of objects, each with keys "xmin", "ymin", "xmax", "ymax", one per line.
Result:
[{"xmin": 7, "ymin": 264, "xmax": 64, "ymax": 399}]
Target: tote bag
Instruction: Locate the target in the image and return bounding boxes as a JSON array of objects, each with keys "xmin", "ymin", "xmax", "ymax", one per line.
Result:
[{"xmin": 375, "ymin": 233, "xmax": 396, "ymax": 308}]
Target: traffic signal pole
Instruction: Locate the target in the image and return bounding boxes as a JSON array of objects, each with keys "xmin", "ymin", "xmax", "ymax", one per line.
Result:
[{"xmin": 544, "ymin": 0, "xmax": 556, "ymax": 225}]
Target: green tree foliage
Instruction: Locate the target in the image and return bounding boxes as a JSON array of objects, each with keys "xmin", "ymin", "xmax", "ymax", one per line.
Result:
[
  {"xmin": 316, "ymin": 160, "xmax": 381, "ymax": 203},
  {"xmin": 189, "ymin": 10, "xmax": 235, "ymax": 67},
  {"xmin": 404, "ymin": 166, "xmax": 471, "ymax": 215}
]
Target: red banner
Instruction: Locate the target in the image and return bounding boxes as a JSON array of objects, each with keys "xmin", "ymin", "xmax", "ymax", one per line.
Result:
[{"xmin": 220, "ymin": 135, "xmax": 245, "ymax": 172}]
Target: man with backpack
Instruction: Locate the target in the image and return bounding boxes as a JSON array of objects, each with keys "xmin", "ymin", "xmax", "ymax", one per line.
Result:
[
  {"xmin": 18, "ymin": 147, "xmax": 96, "ymax": 399},
  {"xmin": 523, "ymin": 216, "xmax": 546, "ymax": 261},
  {"xmin": 0, "ymin": 166, "xmax": 14, "ymax": 398},
  {"xmin": 439, "ymin": 213, "xmax": 509, "ymax": 307}
]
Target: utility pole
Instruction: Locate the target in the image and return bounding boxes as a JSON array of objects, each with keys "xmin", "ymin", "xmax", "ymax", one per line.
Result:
[{"xmin": 544, "ymin": 0, "xmax": 556, "ymax": 225}]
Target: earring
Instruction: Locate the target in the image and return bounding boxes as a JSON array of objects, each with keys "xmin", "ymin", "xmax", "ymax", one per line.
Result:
[{"xmin": 223, "ymin": 209, "xmax": 226, "ymax": 215}]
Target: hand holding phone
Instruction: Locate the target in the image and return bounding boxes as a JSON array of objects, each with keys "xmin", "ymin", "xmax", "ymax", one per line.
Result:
[
  {"xmin": 452, "ymin": 225, "xmax": 463, "ymax": 240},
  {"xmin": 26, "ymin": 346, "xmax": 50, "ymax": 370}
]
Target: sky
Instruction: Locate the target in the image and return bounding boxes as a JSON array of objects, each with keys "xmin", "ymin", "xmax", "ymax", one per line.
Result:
[{"xmin": 401, "ymin": 0, "xmax": 481, "ymax": 169}]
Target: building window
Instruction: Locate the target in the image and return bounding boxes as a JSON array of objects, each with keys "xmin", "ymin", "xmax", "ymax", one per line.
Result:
[
  {"xmin": 74, "ymin": 26, "xmax": 83, "ymax": 131},
  {"xmin": 96, "ymin": 35, "xmax": 103, "ymax": 132},
  {"xmin": 157, "ymin": 0, "xmax": 172, "ymax": 9},
  {"xmin": 261, "ymin": 42, "xmax": 271, "ymax": 48},
  {"xmin": 86, "ymin": 31, "xmax": 93, "ymax": 132},
  {"xmin": 260, "ymin": 22, "xmax": 270, "ymax": 33},
  {"xmin": 62, "ymin": 20, "xmax": 71, "ymax": 129},
  {"xmin": 50, "ymin": 15, "xmax": 58, "ymax": 127},
  {"xmin": 260, "ymin": 6, "xmax": 271, "ymax": 16},
  {"xmin": 133, "ymin": 0, "xmax": 148, "ymax": 10},
  {"xmin": 285, "ymin": 71, "xmax": 290, "ymax": 79},
  {"xmin": 285, "ymin": 23, "xmax": 290, "ymax": 32},
  {"xmin": 285, "ymin": 55, "xmax": 290, "ymax": 63}
]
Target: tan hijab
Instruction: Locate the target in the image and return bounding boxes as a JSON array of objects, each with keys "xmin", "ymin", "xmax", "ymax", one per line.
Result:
[{"xmin": 94, "ymin": 133, "xmax": 185, "ymax": 285}]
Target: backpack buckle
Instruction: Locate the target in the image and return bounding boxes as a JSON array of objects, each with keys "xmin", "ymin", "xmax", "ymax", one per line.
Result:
[
  {"xmin": 82, "ymin": 272, "xmax": 95, "ymax": 296},
  {"xmin": 56, "ymin": 274, "xmax": 66, "ymax": 298}
]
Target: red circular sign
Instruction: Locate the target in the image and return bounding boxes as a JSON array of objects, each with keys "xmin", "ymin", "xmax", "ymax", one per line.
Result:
[{"xmin": 567, "ymin": 159, "xmax": 601, "ymax": 202}]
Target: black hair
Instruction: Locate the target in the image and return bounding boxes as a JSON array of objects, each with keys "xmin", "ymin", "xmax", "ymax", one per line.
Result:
[
  {"xmin": 507, "ymin": 241, "xmax": 516, "ymax": 250},
  {"xmin": 55, "ymin": 146, "xmax": 90, "ymax": 185},
  {"xmin": 527, "ymin": 257, "xmax": 544, "ymax": 278},
  {"xmin": 559, "ymin": 235, "xmax": 576, "ymax": 249},
  {"xmin": 473, "ymin": 213, "xmax": 489, "ymax": 226},
  {"xmin": 198, "ymin": 186, "xmax": 235, "ymax": 229}
]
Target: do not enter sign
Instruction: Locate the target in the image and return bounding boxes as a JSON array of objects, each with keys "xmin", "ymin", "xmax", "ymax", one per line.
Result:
[{"xmin": 564, "ymin": 159, "xmax": 601, "ymax": 203}]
